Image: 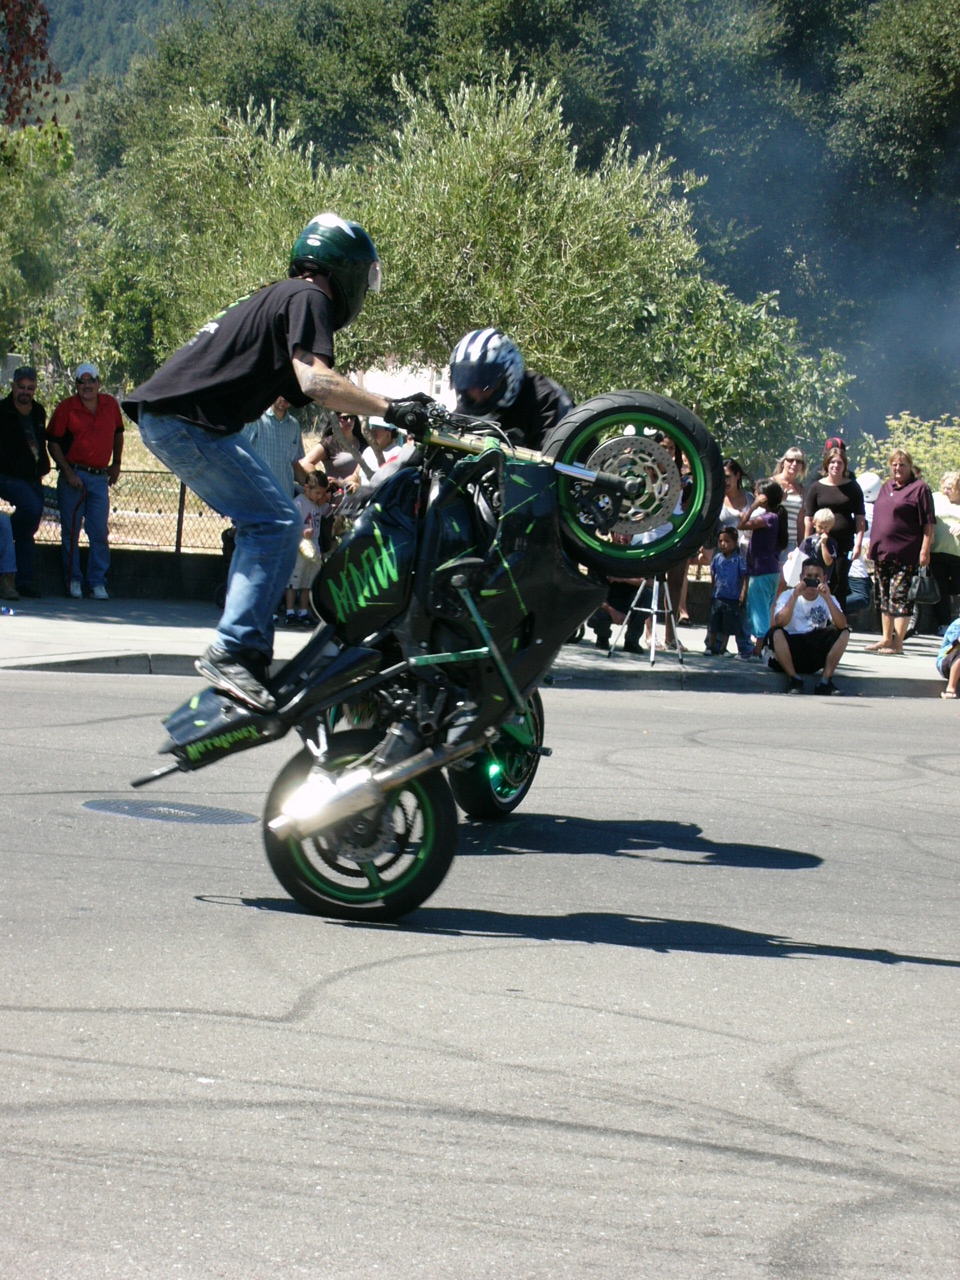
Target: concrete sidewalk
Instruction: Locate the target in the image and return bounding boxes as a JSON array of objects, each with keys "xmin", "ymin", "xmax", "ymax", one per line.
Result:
[{"xmin": 0, "ymin": 595, "xmax": 948, "ymax": 697}]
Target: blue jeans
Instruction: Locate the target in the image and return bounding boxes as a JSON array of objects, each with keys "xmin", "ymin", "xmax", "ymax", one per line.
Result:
[
  {"xmin": 58, "ymin": 471, "xmax": 111, "ymax": 587},
  {"xmin": 139, "ymin": 411, "xmax": 301, "ymax": 659},
  {"xmin": 0, "ymin": 475, "xmax": 44, "ymax": 589},
  {"xmin": 0, "ymin": 512, "xmax": 16, "ymax": 574}
]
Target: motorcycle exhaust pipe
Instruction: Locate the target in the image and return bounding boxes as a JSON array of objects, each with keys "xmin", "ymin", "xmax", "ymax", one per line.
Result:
[{"xmin": 268, "ymin": 735, "xmax": 486, "ymax": 842}]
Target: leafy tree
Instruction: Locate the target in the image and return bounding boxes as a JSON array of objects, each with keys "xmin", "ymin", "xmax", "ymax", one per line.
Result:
[
  {"xmin": 1, "ymin": 0, "xmax": 61, "ymax": 126},
  {"xmin": 829, "ymin": 0, "xmax": 960, "ymax": 197},
  {"xmin": 853, "ymin": 412, "xmax": 960, "ymax": 481},
  {"xmin": 0, "ymin": 121, "xmax": 74, "ymax": 355}
]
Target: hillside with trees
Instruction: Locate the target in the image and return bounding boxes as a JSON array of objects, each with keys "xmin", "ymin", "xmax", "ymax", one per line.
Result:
[{"xmin": 7, "ymin": 0, "xmax": 960, "ymax": 461}]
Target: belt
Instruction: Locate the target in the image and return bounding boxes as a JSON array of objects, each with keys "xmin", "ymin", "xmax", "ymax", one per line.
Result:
[{"xmin": 72, "ymin": 464, "xmax": 110, "ymax": 476}]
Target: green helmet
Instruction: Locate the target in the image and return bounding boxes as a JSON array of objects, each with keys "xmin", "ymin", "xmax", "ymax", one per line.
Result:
[{"xmin": 288, "ymin": 213, "xmax": 382, "ymax": 329}]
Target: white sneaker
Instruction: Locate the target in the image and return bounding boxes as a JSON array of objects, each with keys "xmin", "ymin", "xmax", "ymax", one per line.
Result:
[
  {"xmin": 69, "ymin": 580, "xmax": 82, "ymax": 599},
  {"xmin": 91, "ymin": 584, "xmax": 109, "ymax": 600}
]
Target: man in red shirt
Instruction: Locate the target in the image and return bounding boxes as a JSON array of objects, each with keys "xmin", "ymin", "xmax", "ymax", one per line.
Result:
[{"xmin": 46, "ymin": 363, "xmax": 125, "ymax": 599}]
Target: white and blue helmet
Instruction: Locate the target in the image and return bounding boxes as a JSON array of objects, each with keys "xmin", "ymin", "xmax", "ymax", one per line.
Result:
[{"xmin": 449, "ymin": 328, "xmax": 524, "ymax": 409}]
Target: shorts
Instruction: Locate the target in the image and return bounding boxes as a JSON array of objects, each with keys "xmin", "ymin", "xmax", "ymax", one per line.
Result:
[
  {"xmin": 936, "ymin": 644, "xmax": 960, "ymax": 680},
  {"xmin": 288, "ymin": 551, "xmax": 320, "ymax": 591},
  {"xmin": 708, "ymin": 598, "xmax": 742, "ymax": 636},
  {"xmin": 767, "ymin": 625, "xmax": 847, "ymax": 675},
  {"xmin": 874, "ymin": 558, "xmax": 915, "ymax": 618}
]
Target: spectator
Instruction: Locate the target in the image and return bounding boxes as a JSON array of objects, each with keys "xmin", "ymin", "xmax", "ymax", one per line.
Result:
[
  {"xmin": 449, "ymin": 328, "xmax": 572, "ymax": 449},
  {"xmin": 283, "ymin": 471, "xmax": 334, "ymax": 627},
  {"xmin": 798, "ymin": 508, "xmax": 838, "ymax": 588},
  {"xmin": 930, "ymin": 471, "xmax": 960, "ymax": 633},
  {"xmin": 803, "ymin": 446, "xmax": 866, "ymax": 607},
  {"xmin": 1, "ymin": 512, "xmax": 18, "ymax": 600},
  {"xmin": 240, "ymin": 395, "xmax": 306, "ymax": 498},
  {"xmin": 46, "ymin": 363, "xmax": 125, "ymax": 600},
  {"xmin": 864, "ymin": 450, "xmax": 936, "ymax": 655},
  {"xmin": 705, "ymin": 527, "xmax": 747, "ymax": 655},
  {"xmin": 739, "ymin": 478, "xmax": 785, "ymax": 656},
  {"xmin": 936, "ymin": 617, "xmax": 960, "ymax": 699},
  {"xmin": 121, "ymin": 213, "xmax": 395, "ymax": 712},
  {"xmin": 770, "ymin": 447, "xmax": 807, "ymax": 555},
  {"xmin": 718, "ymin": 458, "xmax": 753, "ymax": 553},
  {"xmin": 767, "ymin": 558, "xmax": 849, "ymax": 695},
  {"xmin": 0, "ymin": 364, "xmax": 50, "ymax": 597},
  {"xmin": 360, "ymin": 419, "xmax": 403, "ymax": 473},
  {"xmin": 302, "ymin": 412, "xmax": 368, "ymax": 486}
]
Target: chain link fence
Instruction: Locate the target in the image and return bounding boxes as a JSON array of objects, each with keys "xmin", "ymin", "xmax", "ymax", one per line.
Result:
[{"xmin": 1, "ymin": 472, "xmax": 232, "ymax": 552}]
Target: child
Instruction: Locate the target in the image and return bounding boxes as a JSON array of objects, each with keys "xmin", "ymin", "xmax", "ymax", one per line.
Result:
[
  {"xmin": 738, "ymin": 478, "xmax": 785, "ymax": 656},
  {"xmin": 798, "ymin": 508, "xmax": 838, "ymax": 588},
  {"xmin": 283, "ymin": 472, "xmax": 333, "ymax": 627},
  {"xmin": 936, "ymin": 617, "xmax": 960, "ymax": 699},
  {"xmin": 707, "ymin": 526, "xmax": 748, "ymax": 655}
]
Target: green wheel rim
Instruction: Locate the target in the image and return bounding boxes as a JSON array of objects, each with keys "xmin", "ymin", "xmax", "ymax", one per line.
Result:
[
  {"xmin": 555, "ymin": 410, "xmax": 708, "ymax": 563},
  {"xmin": 288, "ymin": 777, "xmax": 436, "ymax": 905}
]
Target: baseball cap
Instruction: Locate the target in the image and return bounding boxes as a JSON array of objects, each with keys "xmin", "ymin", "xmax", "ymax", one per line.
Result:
[
  {"xmin": 75, "ymin": 362, "xmax": 99, "ymax": 381},
  {"xmin": 824, "ymin": 436, "xmax": 846, "ymax": 452},
  {"xmin": 12, "ymin": 365, "xmax": 37, "ymax": 383}
]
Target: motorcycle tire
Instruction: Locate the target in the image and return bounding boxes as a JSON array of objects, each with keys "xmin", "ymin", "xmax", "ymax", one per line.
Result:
[
  {"xmin": 263, "ymin": 731, "xmax": 458, "ymax": 922},
  {"xmin": 541, "ymin": 390, "xmax": 724, "ymax": 578},
  {"xmin": 447, "ymin": 691, "xmax": 544, "ymax": 820}
]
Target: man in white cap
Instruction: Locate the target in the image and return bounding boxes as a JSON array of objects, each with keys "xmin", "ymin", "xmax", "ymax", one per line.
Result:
[{"xmin": 46, "ymin": 363, "xmax": 125, "ymax": 599}]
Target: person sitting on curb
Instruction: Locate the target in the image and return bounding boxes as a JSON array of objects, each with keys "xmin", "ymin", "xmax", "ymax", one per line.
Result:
[
  {"xmin": 936, "ymin": 618, "xmax": 960, "ymax": 700},
  {"xmin": 767, "ymin": 558, "xmax": 849, "ymax": 695}
]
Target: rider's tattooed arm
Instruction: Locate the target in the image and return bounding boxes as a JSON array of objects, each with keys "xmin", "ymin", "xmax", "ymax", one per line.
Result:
[{"xmin": 291, "ymin": 347, "xmax": 390, "ymax": 418}]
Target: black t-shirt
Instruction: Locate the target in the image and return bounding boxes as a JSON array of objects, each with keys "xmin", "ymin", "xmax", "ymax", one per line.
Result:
[
  {"xmin": 122, "ymin": 278, "xmax": 336, "ymax": 434},
  {"xmin": 457, "ymin": 372, "xmax": 573, "ymax": 450},
  {"xmin": 803, "ymin": 478, "xmax": 865, "ymax": 550}
]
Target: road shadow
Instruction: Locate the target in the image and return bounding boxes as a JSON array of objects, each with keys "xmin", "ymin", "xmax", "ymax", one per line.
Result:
[
  {"xmin": 459, "ymin": 814, "xmax": 822, "ymax": 871},
  {"xmin": 219, "ymin": 897, "xmax": 960, "ymax": 969},
  {"xmin": 395, "ymin": 908, "xmax": 960, "ymax": 968}
]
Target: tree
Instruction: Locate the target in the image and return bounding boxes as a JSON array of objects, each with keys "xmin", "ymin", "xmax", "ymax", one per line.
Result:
[
  {"xmin": 15, "ymin": 63, "xmax": 852, "ymax": 460},
  {"xmin": 1, "ymin": 0, "xmax": 61, "ymax": 126},
  {"xmin": 0, "ymin": 121, "xmax": 74, "ymax": 355},
  {"xmin": 854, "ymin": 413, "xmax": 960, "ymax": 481}
]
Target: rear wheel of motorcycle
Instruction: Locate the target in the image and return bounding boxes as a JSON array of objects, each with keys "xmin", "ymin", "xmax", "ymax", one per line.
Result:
[
  {"xmin": 541, "ymin": 390, "xmax": 724, "ymax": 577},
  {"xmin": 448, "ymin": 691, "xmax": 544, "ymax": 820},
  {"xmin": 263, "ymin": 731, "xmax": 458, "ymax": 922}
]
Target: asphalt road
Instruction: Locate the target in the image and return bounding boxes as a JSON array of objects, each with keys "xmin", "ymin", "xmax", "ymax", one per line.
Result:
[{"xmin": 1, "ymin": 672, "xmax": 957, "ymax": 1279}]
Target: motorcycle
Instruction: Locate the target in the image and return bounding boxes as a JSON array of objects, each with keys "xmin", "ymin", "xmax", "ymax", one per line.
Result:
[{"xmin": 134, "ymin": 391, "xmax": 723, "ymax": 921}]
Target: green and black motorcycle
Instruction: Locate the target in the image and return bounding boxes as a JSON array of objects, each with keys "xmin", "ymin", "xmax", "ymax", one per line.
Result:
[{"xmin": 135, "ymin": 392, "xmax": 723, "ymax": 921}]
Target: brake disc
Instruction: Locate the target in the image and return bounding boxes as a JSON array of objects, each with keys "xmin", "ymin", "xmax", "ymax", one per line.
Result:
[{"xmin": 580, "ymin": 433, "xmax": 682, "ymax": 537}]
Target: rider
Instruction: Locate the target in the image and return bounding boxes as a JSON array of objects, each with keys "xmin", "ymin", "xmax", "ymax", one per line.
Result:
[
  {"xmin": 123, "ymin": 213, "xmax": 420, "ymax": 713},
  {"xmin": 448, "ymin": 328, "xmax": 573, "ymax": 450}
]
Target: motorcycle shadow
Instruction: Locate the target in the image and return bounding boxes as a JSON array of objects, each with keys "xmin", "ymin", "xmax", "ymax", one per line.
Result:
[
  {"xmin": 393, "ymin": 908, "xmax": 960, "ymax": 969},
  {"xmin": 458, "ymin": 813, "xmax": 823, "ymax": 871}
]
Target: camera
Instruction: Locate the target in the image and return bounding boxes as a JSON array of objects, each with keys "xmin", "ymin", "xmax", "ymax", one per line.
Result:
[{"xmin": 802, "ymin": 575, "xmax": 821, "ymax": 588}]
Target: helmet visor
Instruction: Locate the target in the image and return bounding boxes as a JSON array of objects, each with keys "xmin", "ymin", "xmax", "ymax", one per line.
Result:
[
  {"xmin": 367, "ymin": 260, "xmax": 382, "ymax": 294},
  {"xmin": 451, "ymin": 364, "xmax": 506, "ymax": 395}
]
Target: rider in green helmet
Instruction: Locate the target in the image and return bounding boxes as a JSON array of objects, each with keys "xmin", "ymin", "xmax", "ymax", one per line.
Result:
[{"xmin": 124, "ymin": 213, "xmax": 427, "ymax": 712}]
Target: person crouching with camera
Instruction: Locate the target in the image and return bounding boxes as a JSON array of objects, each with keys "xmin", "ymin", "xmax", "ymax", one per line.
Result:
[{"xmin": 766, "ymin": 559, "xmax": 849, "ymax": 695}]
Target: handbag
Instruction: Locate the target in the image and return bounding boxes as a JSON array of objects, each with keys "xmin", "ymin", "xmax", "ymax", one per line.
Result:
[{"xmin": 907, "ymin": 566, "xmax": 940, "ymax": 606}]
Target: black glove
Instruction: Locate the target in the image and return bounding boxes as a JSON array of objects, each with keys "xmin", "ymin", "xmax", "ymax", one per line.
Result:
[{"xmin": 384, "ymin": 393, "xmax": 436, "ymax": 436}]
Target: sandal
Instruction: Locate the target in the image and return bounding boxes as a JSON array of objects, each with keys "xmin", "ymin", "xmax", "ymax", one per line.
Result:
[{"xmin": 942, "ymin": 690, "xmax": 958, "ymax": 699}]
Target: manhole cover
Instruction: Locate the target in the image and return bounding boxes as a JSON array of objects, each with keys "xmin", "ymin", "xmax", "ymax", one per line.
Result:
[{"xmin": 84, "ymin": 799, "xmax": 256, "ymax": 826}]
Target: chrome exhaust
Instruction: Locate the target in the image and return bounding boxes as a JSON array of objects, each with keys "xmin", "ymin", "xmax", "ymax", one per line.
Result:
[{"xmin": 268, "ymin": 735, "xmax": 486, "ymax": 842}]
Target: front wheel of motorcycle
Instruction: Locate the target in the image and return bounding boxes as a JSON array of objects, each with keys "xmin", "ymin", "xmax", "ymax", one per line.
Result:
[
  {"xmin": 447, "ymin": 691, "xmax": 544, "ymax": 820},
  {"xmin": 541, "ymin": 390, "xmax": 724, "ymax": 578},
  {"xmin": 263, "ymin": 731, "xmax": 458, "ymax": 922}
]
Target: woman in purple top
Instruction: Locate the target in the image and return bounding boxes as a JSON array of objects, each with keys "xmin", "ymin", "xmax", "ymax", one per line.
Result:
[
  {"xmin": 739, "ymin": 478, "xmax": 785, "ymax": 648},
  {"xmin": 865, "ymin": 449, "xmax": 936, "ymax": 655}
]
